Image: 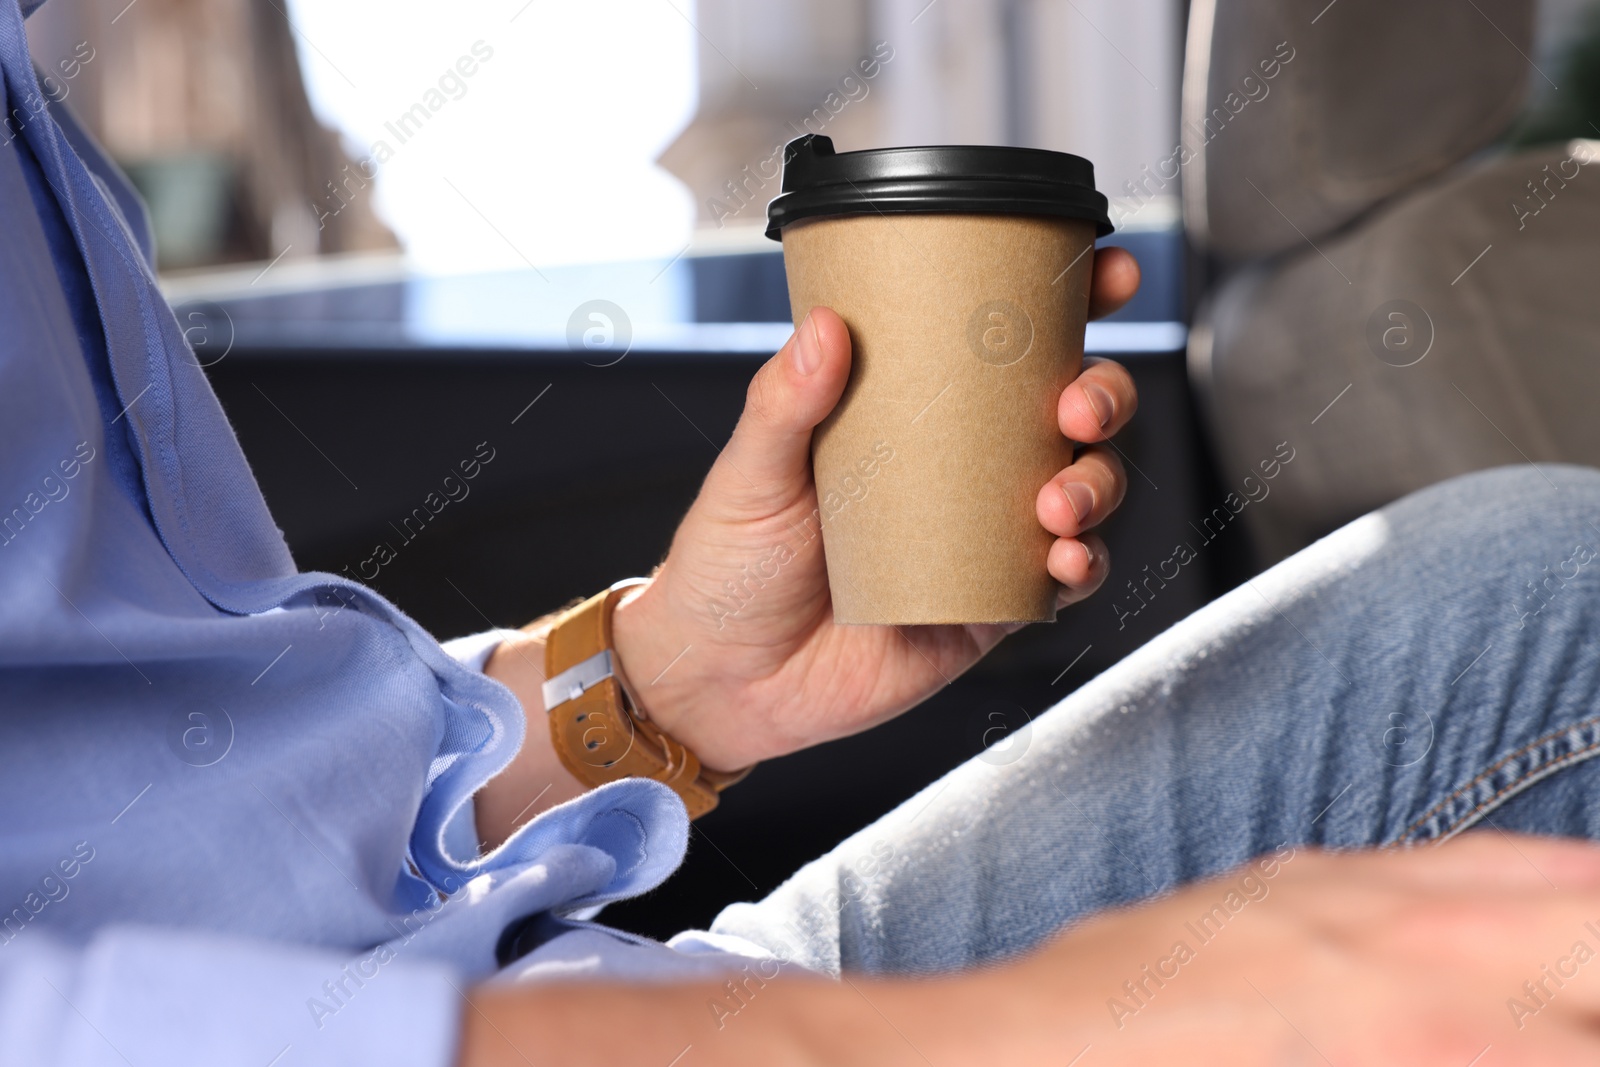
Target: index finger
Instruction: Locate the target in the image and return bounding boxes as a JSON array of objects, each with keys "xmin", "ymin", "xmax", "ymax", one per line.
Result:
[{"xmin": 1088, "ymin": 246, "xmax": 1141, "ymax": 321}]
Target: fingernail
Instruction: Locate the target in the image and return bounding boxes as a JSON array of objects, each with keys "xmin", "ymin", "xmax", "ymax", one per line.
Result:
[
  {"xmin": 793, "ymin": 311, "xmax": 822, "ymax": 376},
  {"xmin": 1084, "ymin": 383, "xmax": 1115, "ymax": 428},
  {"xmin": 1077, "ymin": 539, "xmax": 1094, "ymax": 573},
  {"xmin": 1061, "ymin": 481, "xmax": 1095, "ymax": 525}
]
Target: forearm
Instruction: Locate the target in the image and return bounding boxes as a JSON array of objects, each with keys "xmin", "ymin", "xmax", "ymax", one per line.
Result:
[
  {"xmin": 476, "ymin": 622, "xmax": 590, "ymax": 850},
  {"xmin": 456, "ymin": 969, "xmax": 1049, "ymax": 1067}
]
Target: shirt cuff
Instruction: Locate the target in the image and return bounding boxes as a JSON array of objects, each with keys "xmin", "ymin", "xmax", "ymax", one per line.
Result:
[
  {"xmin": 438, "ymin": 629, "xmax": 523, "ymax": 862},
  {"xmin": 440, "ymin": 628, "xmax": 523, "ymax": 673}
]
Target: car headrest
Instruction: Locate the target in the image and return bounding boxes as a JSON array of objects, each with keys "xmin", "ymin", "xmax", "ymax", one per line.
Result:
[{"xmin": 1183, "ymin": 0, "xmax": 1537, "ymax": 263}]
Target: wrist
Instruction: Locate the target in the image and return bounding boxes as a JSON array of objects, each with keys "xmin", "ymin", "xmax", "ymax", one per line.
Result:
[
  {"xmin": 611, "ymin": 577, "xmax": 751, "ymax": 773},
  {"xmin": 477, "ymin": 627, "xmax": 590, "ymax": 848}
]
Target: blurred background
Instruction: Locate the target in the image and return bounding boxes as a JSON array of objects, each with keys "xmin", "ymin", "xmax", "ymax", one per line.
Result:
[
  {"xmin": 25, "ymin": 0, "xmax": 1184, "ymax": 273},
  {"xmin": 24, "ymin": 0, "xmax": 1600, "ymax": 937}
]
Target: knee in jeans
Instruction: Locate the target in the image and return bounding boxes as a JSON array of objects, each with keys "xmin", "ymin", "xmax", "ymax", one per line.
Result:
[
  {"xmin": 1383, "ymin": 464, "xmax": 1600, "ymax": 582},
  {"xmin": 1388, "ymin": 464, "xmax": 1600, "ymax": 537}
]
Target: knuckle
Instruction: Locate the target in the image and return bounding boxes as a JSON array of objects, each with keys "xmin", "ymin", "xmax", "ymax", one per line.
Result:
[
  {"xmin": 1107, "ymin": 367, "xmax": 1139, "ymax": 407},
  {"xmin": 1085, "ymin": 359, "xmax": 1138, "ymax": 406},
  {"xmin": 1094, "ymin": 446, "xmax": 1126, "ymax": 480},
  {"xmin": 743, "ymin": 366, "xmax": 784, "ymax": 425},
  {"xmin": 1079, "ymin": 448, "xmax": 1125, "ymax": 496}
]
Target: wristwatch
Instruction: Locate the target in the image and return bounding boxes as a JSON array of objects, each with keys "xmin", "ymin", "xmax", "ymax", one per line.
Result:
[{"xmin": 541, "ymin": 579, "xmax": 751, "ymax": 819}]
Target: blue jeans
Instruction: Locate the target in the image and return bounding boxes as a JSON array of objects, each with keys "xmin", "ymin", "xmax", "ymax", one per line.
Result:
[{"xmin": 705, "ymin": 465, "xmax": 1600, "ymax": 976}]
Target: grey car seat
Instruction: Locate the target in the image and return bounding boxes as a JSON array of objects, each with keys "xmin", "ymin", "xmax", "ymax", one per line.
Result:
[{"xmin": 1185, "ymin": 0, "xmax": 1600, "ymax": 564}]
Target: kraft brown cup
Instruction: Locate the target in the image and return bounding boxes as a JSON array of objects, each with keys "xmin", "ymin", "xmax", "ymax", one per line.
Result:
[{"xmin": 781, "ymin": 212, "xmax": 1097, "ymax": 624}]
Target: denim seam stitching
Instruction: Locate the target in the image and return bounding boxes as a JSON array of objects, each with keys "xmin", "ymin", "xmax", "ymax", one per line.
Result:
[
  {"xmin": 1433, "ymin": 743, "xmax": 1600, "ymax": 842},
  {"xmin": 1398, "ymin": 715, "xmax": 1600, "ymax": 843}
]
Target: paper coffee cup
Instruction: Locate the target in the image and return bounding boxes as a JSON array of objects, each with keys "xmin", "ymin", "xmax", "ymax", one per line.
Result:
[{"xmin": 767, "ymin": 135, "xmax": 1112, "ymax": 625}]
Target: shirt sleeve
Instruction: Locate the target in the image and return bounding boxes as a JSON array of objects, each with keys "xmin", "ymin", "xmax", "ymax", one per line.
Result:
[
  {"xmin": 436, "ymin": 629, "xmax": 522, "ymax": 863},
  {"xmin": 0, "ymin": 926, "xmax": 462, "ymax": 1067}
]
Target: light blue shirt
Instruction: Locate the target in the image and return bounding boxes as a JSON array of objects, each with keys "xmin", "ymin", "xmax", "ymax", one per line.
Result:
[{"xmin": 0, "ymin": 2, "xmax": 765, "ymax": 1062}]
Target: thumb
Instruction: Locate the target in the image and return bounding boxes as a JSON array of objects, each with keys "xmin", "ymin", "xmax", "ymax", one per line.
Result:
[{"xmin": 708, "ymin": 307, "xmax": 851, "ymax": 511}]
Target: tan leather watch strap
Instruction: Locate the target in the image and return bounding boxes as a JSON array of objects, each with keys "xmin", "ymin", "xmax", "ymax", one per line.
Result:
[{"xmin": 543, "ymin": 581, "xmax": 749, "ymax": 819}]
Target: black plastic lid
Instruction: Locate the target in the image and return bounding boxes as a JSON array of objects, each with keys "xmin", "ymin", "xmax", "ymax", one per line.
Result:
[{"xmin": 765, "ymin": 135, "xmax": 1113, "ymax": 241}]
